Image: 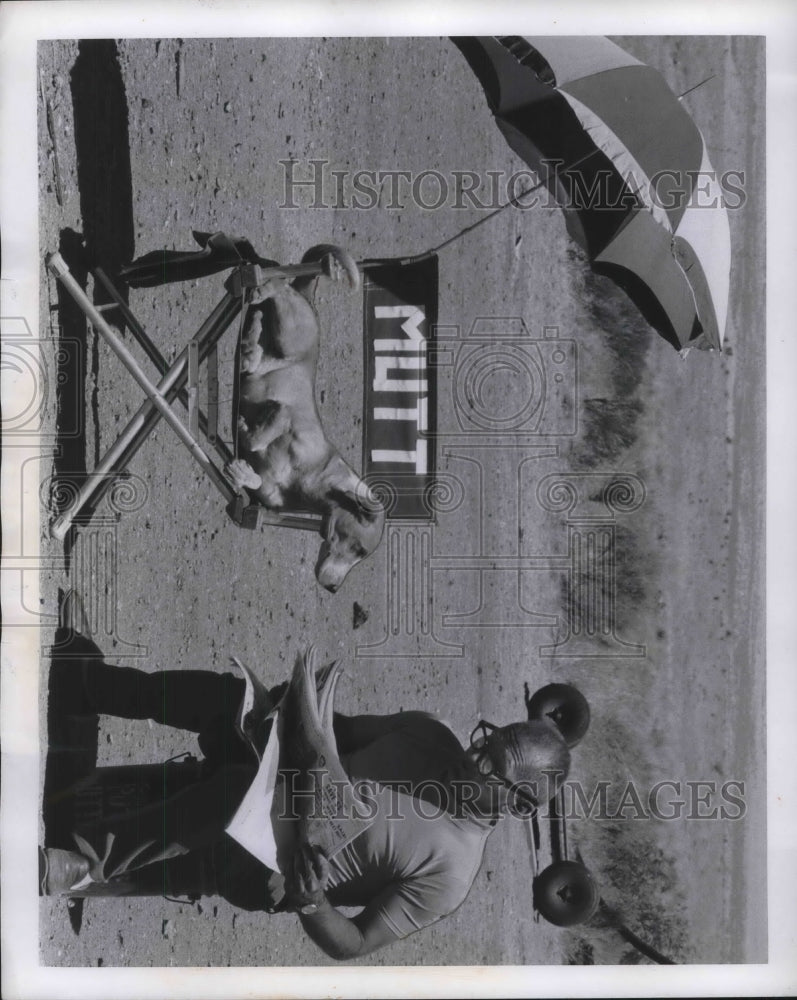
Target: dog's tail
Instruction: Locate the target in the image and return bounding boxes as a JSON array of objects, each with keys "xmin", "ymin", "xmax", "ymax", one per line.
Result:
[{"xmin": 301, "ymin": 244, "xmax": 360, "ymax": 291}]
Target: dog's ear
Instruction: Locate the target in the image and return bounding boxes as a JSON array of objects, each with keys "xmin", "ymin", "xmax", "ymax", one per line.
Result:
[
  {"xmin": 356, "ymin": 487, "xmax": 384, "ymax": 523},
  {"xmin": 329, "ymin": 486, "xmax": 383, "ymax": 523},
  {"xmin": 321, "ymin": 509, "xmax": 337, "ymax": 541},
  {"xmin": 328, "ymin": 487, "xmax": 362, "ymax": 520}
]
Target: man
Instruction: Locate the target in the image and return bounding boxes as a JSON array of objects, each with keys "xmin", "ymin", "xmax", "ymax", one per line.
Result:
[{"xmin": 41, "ymin": 595, "xmax": 570, "ymax": 960}]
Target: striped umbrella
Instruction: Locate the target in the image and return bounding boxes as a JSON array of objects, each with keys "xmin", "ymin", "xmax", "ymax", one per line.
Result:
[{"xmin": 453, "ymin": 36, "xmax": 731, "ymax": 352}]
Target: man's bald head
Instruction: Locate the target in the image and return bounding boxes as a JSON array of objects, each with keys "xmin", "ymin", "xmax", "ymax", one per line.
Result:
[{"xmin": 488, "ymin": 718, "xmax": 571, "ymax": 805}]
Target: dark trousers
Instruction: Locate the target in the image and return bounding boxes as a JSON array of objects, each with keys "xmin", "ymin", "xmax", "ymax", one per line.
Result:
[{"xmin": 53, "ymin": 654, "xmax": 285, "ymax": 909}]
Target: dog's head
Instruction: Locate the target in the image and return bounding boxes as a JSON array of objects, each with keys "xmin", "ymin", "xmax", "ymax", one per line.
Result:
[{"xmin": 315, "ymin": 486, "xmax": 386, "ymax": 593}]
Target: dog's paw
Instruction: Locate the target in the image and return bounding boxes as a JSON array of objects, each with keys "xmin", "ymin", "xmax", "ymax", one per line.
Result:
[
  {"xmin": 225, "ymin": 459, "xmax": 263, "ymax": 491},
  {"xmin": 236, "ymin": 415, "xmax": 253, "ymax": 448},
  {"xmin": 321, "ymin": 249, "xmax": 360, "ymax": 291},
  {"xmin": 249, "ymin": 276, "xmax": 285, "ymax": 304},
  {"xmin": 239, "ymin": 345, "xmax": 265, "ymax": 375}
]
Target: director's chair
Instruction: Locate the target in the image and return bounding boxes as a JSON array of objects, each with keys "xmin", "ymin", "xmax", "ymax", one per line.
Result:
[
  {"xmin": 46, "ymin": 231, "xmax": 438, "ymax": 544},
  {"xmin": 45, "ymin": 244, "xmax": 338, "ymax": 541}
]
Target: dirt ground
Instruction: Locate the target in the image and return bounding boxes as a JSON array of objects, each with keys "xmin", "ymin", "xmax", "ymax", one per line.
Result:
[{"xmin": 35, "ymin": 35, "xmax": 765, "ymax": 968}]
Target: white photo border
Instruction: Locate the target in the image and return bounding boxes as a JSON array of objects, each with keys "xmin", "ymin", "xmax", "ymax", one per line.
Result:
[{"xmin": 2, "ymin": 1, "xmax": 794, "ymax": 997}]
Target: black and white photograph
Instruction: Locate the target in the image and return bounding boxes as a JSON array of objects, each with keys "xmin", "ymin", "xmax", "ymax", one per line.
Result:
[{"xmin": 1, "ymin": 1, "xmax": 795, "ymax": 997}]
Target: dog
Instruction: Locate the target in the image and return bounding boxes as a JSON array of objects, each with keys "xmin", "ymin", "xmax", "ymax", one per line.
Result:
[{"xmin": 225, "ymin": 245, "xmax": 385, "ymax": 593}]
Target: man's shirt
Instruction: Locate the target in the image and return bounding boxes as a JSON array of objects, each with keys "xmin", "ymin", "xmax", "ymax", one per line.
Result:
[
  {"xmin": 326, "ymin": 710, "xmax": 495, "ymax": 938},
  {"xmin": 264, "ymin": 709, "xmax": 495, "ymax": 937}
]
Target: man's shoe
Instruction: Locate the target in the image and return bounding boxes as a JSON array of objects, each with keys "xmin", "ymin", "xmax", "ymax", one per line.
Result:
[
  {"xmin": 39, "ymin": 847, "xmax": 90, "ymax": 896},
  {"xmin": 60, "ymin": 590, "xmax": 92, "ymax": 636}
]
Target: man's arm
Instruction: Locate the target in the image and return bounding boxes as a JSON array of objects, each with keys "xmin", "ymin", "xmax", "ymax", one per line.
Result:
[
  {"xmin": 332, "ymin": 710, "xmax": 438, "ymax": 755},
  {"xmin": 286, "ymin": 843, "xmax": 399, "ymax": 960},
  {"xmin": 298, "ymin": 900, "xmax": 399, "ymax": 961}
]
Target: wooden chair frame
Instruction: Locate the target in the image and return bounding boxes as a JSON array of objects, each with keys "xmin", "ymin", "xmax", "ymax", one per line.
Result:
[{"xmin": 46, "ymin": 254, "xmax": 325, "ymax": 541}]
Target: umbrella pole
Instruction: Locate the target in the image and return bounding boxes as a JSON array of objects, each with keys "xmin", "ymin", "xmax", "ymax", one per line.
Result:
[
  {"xmin": 678, "ymin": 73, "xmax": 716, "ymax": 100},
  {"xmin": 397, "ymin": 181, "xmax": 543, "ymax": 265},
  {"xmin": 399, "ymin": 146, "xmax": 602, "ymax": 266}
]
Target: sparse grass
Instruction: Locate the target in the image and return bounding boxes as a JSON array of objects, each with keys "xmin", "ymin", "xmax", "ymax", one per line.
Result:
[
  {"xmin": 557, "ymin": 272, "xmax": 679, "ymax": 961},
  {"xmin": 568, "ymin": 266, "xmax": 655, "ymax": 468},
  {"xmin": 563, "ymin": 715, "xmax": 692, "ymax": 964},
  {"xmin": 581, "ymin": 268, "xmax": 655, "ymax": 393},
  {"xmin": 557, "ymin": 271, "xmax": 658, "ymax": 636},
  {"xmin": 576, "ymin": 398, "xmax": 644, "ymax": 469},
  {"xmin": 558, "ymin": 523, "xmax": 651, "ymax": 639},
  {"xmin": 597, "ymin": 831, "xmax": 689, "ymax": 960},
  {"xmin": 586, "ymin": 307, "xmax": 654, "ymax": 400},
  {"xmin": 565, "ymin": 936, "xmax": 595, "ymax": 965}
]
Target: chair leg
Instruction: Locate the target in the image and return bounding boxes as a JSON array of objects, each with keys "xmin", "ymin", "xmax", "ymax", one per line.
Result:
[
  {"xmin": 47, "ymin": 255, "xmax": 244, "ymax": 539},
  {"xmin": 94, "ymin": 267, "xmax": 230, "ymax": 463}
]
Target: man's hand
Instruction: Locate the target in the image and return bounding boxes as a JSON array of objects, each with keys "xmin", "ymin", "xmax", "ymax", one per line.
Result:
[
  {"xmin": 286, "ymin": 841, "xmax": 402, "ymax": 960},
  {"xmin": 285, "ymin": 842, "xmax": 331, "ymax": 912}
]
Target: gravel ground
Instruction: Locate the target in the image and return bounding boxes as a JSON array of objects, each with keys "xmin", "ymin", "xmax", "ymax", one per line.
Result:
[{"xmin": 34, "ymin": 34, "xmax": 765, "ymax": 969}]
